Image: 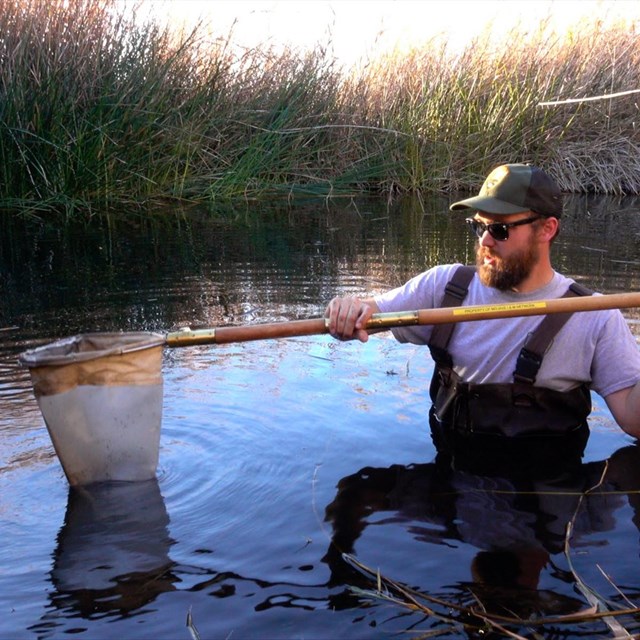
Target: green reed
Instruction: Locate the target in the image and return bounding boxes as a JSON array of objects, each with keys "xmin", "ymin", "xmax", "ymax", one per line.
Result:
[{"xmin": 1, "ymin": 1, "xmax": 639, "ymax": 218}]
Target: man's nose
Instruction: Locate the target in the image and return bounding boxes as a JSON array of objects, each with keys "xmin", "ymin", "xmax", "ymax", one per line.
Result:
[{"xmin": 479, "ymin": 229, "xmax": 495, "ymax": 247}]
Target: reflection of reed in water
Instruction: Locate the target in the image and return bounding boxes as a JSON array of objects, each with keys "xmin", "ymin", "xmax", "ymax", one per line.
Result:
[
  {"xmin": 34, "ymin": 479, "xmax": 176, "ymax": 628},
  {"xmin": 323, "ymin": 445, "xmax": 640, "ymax": 635}
]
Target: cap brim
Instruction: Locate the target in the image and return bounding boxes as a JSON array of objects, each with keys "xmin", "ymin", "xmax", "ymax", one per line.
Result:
[{"xmin": 449, "ymin": 195, "xmax": 531, "ymax": 215}]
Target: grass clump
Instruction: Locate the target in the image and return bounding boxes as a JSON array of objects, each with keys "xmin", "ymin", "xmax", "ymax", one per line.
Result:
[{"xmin": 1, "ymin": 1, "xmax": 640, "ymax": 218}]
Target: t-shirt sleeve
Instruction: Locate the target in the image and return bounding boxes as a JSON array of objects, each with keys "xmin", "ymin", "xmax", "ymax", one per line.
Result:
[
  {"xmin": 591, "ymin": 310, "xmax": 640, "ymax": 398},
  {"xmin": 373, "ymin": 264, "xmax": 463, "ymax": 345}
]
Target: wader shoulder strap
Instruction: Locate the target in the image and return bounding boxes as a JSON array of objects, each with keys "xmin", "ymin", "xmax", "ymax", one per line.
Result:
[
  {"xmin": 428, "ymin": 265, "xmax": 475, "ymax": 367},
  {"xmin": 513, "ymin": 281, "xmax": 594, "ymax": 384}
]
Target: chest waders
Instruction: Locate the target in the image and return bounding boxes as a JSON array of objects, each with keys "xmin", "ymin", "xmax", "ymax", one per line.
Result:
[{"xmin": 427, "ymin": 266, "xmax": 594, "ymax": 464}]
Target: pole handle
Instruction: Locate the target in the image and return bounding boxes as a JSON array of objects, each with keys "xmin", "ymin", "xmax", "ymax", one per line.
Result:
[{"xmin": 165, "ymin": 291, "xmax": 640, "ymax": 348}]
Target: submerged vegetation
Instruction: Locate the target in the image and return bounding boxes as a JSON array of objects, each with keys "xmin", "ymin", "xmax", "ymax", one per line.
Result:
[{"xmin": 1, "ymin": 0, "xmax": 640, "ymax": 217}]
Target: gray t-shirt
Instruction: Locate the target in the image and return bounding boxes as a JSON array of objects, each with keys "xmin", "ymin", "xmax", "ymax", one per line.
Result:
[{"xmin": 374, "ymin": 264, "xmax": 640, "ymax": 398}]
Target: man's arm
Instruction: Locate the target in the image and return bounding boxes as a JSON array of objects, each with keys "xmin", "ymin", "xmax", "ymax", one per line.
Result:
[
  {"xmin": 605, "ymin": 382, "xmax": 640, "ymax": 437},
  {"xmin": 324, "ymin": 297, "xmax": 380, "ymax": 342}
]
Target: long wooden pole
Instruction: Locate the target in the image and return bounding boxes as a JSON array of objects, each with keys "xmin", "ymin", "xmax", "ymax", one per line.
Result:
[{"xmin": 165, "ymin": 291, "xmax": 640, "ymax": 348}]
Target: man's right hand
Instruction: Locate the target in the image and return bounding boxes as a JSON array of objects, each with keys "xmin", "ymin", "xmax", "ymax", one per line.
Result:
[{"xmin": 324, "ymin": 297, "xmax": 380, "ymax": 343}]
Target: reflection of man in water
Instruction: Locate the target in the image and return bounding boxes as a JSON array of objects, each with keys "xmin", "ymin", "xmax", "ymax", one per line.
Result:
[{"xmin": 323, "ymin": 444, "xmax": 640, "ymax": 622}]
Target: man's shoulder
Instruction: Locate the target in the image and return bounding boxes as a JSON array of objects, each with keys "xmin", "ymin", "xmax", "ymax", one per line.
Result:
[
  {"xmin": 548, "ymin": 272, "xmax": 598, "ymax": 299},
  {"xmin": 428, "ymin": 263, "xmax": 473, "ymax": 281}
]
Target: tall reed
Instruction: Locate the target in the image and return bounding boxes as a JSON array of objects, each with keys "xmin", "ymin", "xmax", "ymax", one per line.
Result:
[{"xmin": 1, "ymin": 1, "xmax": 639, "ymax": 218}]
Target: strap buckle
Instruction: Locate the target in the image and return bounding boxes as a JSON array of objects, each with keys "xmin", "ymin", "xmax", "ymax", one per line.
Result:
[{"xmin": 513, "ymin": 348, "xmax": 542, "ymax": 384}]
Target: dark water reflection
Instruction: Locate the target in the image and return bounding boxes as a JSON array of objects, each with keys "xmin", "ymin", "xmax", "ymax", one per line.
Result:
[
  {"xmin": 324, "ymin": 443, "xmax": 640, "ymax": 632},
  {"xmin": 32, "ymin": 480, "xmax": 177, "ymax": 635},
  {"xmin": 1, "ymin": 194, "xmax": 640, "ymax": 638}
]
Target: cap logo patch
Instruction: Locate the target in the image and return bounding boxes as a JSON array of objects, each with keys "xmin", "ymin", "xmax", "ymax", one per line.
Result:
[{"xmin": 482, "ymin": 165, "xmax": 510, "ymax": 194}]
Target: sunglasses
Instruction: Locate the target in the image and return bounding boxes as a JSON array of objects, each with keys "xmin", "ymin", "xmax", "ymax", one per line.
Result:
[{"xmin": 465, "ymin": 215, "xmax": 541, "ymax": 241}]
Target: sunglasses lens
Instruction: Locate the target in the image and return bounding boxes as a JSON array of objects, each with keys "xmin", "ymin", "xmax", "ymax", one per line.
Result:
[
  {"xmin": 489, "ymin": 224, "xmax": 509, "ymax": 241},
  {"xmin": 466, "ymin": 218, "xmax": 511, "ymax": 241},
  {"xmin": 467, "ymin": 219, "xmax": 484, "ymax": 238}
]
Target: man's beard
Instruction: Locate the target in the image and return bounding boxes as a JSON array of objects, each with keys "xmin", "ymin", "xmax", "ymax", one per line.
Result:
[{"xmin": 476, "ymin": 242, "xmax": 539, "ymax": 290}]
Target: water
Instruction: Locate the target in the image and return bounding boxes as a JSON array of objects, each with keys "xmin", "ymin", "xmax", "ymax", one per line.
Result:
[{"xmin": 1, "ymin": 194, "xmax": 640, "ymax": 638}]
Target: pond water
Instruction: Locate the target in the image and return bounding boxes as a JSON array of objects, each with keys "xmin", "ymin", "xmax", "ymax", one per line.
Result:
[{"xmin": 1, "ymin": 194, "xmax": 640, "ymax": 639}]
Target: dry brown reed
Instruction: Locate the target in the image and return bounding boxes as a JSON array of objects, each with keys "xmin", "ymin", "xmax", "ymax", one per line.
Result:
[
  {"xmin": 347, "ymin": 16, "xmax": 640, "ymax": 196},
  {"xmin": 1, "ymin": 1, "xmax": 639, "ymax": 217}
]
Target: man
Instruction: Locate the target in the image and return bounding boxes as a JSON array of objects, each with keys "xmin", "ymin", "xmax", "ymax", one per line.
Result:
[{"xmin": 325, "ymin": 164, "xmax": 640, "ymax": 449}]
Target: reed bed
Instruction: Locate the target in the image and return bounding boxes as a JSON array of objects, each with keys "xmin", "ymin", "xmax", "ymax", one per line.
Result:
[{"xmin": 1, "ymin": 0, "xmax": 640, "ymax": 218}]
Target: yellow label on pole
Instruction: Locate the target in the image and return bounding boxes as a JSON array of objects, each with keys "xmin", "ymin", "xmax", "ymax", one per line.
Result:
[{"xmin": 453, "ymin": 301, "xmax": 548, "ymax": 316}]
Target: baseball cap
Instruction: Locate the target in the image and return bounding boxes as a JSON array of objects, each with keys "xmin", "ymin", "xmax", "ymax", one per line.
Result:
[{"xmin": 449, "ymin": 164, "xmax": 562, "ymax": 217}]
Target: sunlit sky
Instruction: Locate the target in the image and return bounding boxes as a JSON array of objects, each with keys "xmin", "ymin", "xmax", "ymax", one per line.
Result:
[{"xmin": 128, "ymin": 0, "xmax": 640, "ymax": 65}]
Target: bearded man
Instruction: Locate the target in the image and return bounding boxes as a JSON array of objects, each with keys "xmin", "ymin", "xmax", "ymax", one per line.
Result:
[{"xmin": 325, "ymin": 164, "xmax": 640, "ymax": 458}]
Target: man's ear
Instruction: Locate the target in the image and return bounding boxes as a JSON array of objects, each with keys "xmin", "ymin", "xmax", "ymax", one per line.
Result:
[{"xmin": 538, "ymin": 216, "xmax": 560, "ymax": 241}]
